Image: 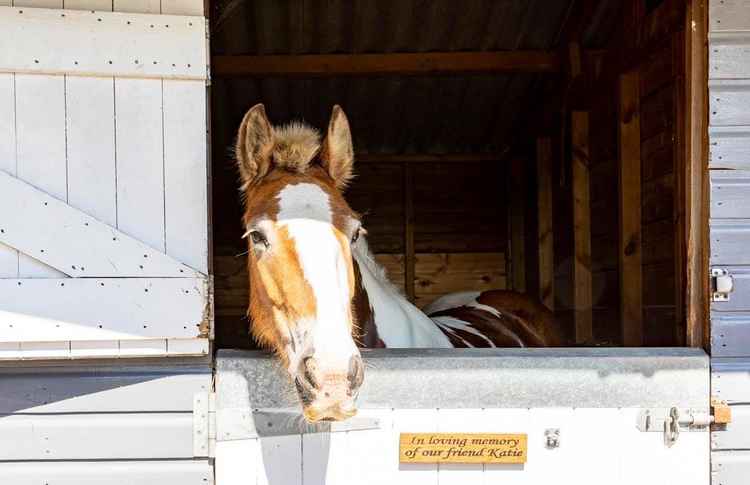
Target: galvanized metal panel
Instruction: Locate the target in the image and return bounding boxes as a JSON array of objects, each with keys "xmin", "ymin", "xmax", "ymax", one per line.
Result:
[
  {"xmin": 0, "ymin": 363, "xmax": 210, "ymax": 413},
  {"xmin": 710, "ymin": 32, "xmax": 750, "ymax": 79},
  {"xmin": 710, "ymin": 0, "xmax": 750, "ymax": 32},
  {"xmin": 217, "ymin": 348, "xmax": 709, "ymax": 410},
  {"xmin": 710, "ymin": 80, "xmax": 750, "ymax": 126},
  {"xmin": 0, "ymin": 412, "xmax": 194, "ymax": 460},
  {"xmin": 710, "ymin": 127, "xmax": 750, "ymax": 168},
  {"xmin": 713, "ymin": 405, "xmax": 750, "ymax": 450},
  {"xmin": 710, "ymin": 220, "xmax": 750, "ymax": 265},
  {"xmin": 713, "ymin": 451, "xmax": 750, "ymax": 484},
  {"xmin": 711, "ymin": 316, "xmax": 750, "ymax": 357},
  {"xmin": 0, "ymin": 460, "xmax": 213, "ymax": 485},
  {"xmin": 0, "ymin": 6, "xmax": 207, "ymax": 80},
  {"xmin": 713, "ymin": 358, "xmax": 750, "ymax": 404}
]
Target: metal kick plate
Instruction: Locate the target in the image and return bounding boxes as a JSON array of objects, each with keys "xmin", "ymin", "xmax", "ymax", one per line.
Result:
[{"xmin": 217, "ymin": 408, "xmax": 380, "ymax": 441}]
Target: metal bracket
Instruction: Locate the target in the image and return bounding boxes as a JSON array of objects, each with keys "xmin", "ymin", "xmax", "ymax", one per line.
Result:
[
  {"xmin": 636, "ymin": 407, "xmax": 711, "ymax": 447},
  {"xmin": 193, "ymin": 392, "xmax": 216, "ymax": 458},
  {"xmin": 711, "ymin": 268, "xmax": 734, "ymax": 302}
]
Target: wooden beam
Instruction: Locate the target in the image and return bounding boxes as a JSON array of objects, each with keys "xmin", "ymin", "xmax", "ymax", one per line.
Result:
[
  {"xmin": 618, "ymin": 71, "xmax": 643, "ymax": 346},
  {"xmin": 537, "ymin": 138, "xmax": 554, "ymax": 311},
  {"xmin": 212, "ymin": 51, "xmax": 562, "ymax": 78},
  {"xmin": 357, "ymin": 153, "xmax": 505, "ymax": 164},
  {"xmin": 571, "ymin": 111, "xmax": 593, "ymax": 344},
  {"xmin": 683, "ymin": 0, "xmax": 709, "ymax": 349},
  {"xmin": 403, "ymin": 165, "xmax": 416, "ymax": 302},
  {"xmin": 509, "ymin": 158, "xmax": 526, "ymax": 293}
]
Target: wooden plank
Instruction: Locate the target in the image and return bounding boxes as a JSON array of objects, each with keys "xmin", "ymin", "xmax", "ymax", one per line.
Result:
[
  {"xmin": 710, "ymin": 32, "xmax": 750, "ymax": 79},
  {"xmin": 404, "ymin": 165, "xmax": 415, "ymax": 301},
  {"xmin": 0, "ymin": 364, "xmax": 210, "ymax": 413},
  {"xmin": 686, "ymin": 0, "xmax": 709, "ymax": 348},
  {"xmin": 712, "ymin": 451, "xmax": 750, "ymax": 485},
  {"xmin": 711, "ymin": 171, "xmax": 750, "ymax": 218},
  {"xmin": 713, "ymin": 358, "xmax": 750, "ymax": 403},
  {"xmin": 618, "ymin": 73, "xmax": 643, "ymax": 346},
  {"xmin": 13, "ymin": 0, "xmax": 60, "ymax": 6},
  {"xmin": 216, "ymin": 440, "xmax": 260, "ymax": 485},
  {"xmin": 711, "ymin": 220, "xmax": 750, "ymax": 265},
  {"xmin": 0, "ymin": 412, "xmax": 194, "ymax": 460},
  {"xmin": 113, "ymin": 0, "xmax": 161, "ymax": 13},
  {"xmin": 709, "ymin": 0, "xmax": 750, "ymax": 32},
  {"xmin": 509, "ymin": 157, "xmax": 526, "ymax": 292},
  {"xmin": 161, "ymin": 0, "xmax": 204, "ymax": 16},
  {"xmin": 119, "ymin": 339, "xmax": 168, "ymax": 357},
  {"xmin": 0, "ymin": 7, "xmax": 207, "ymax": 80},
  {"xmin": 434, "ymin": 410, "xmax": 486, "ymax": 482},
  {"xmin": 572, "ymin": 111, "xmax": 592, "ymax": 343},
  {"xmin": 710, "ymin": 80, "xmax": 750, "ymax": 126},
  {"xmin": 65, "ymin": 76, "xmax": 117, "ymax": 226},
  {"xmin": 0, "ymin": 170, "xmax": 199, "ymax": 277},
  {"xmin": 344, "ymin": 409, "xmax": 395, "ymax": 485},
  {"xmin": 163, "ymin": 79, "xmax": 208, "ymax": 273},
  {"xmin": 673, "ymin": 31, "xmax": 687, "ymax": 346},
  {"xmin": 115, "ymin": 78, "xmax": 166, "ymax": 253},
  {"xmin": 537, "ymin": 137, "xmax": 554, "ymax": 310},
  {"xmin": 0, "ymin": 460, "xmax": 213, "ymax": 485},
  {"xmin": 64, "ymin": 0, "xmax": 112, "ymax": 10},
  {"xmin": 0, "ymin": 71, "xmax": 17, "ymax": 277},
  {"xmin": 712, "ymin": 405, "xmax": 750, "ymax": 450},
  {"xmin": 213, "ymin": 51, "xmax": 562, "ymax": 77},
  {"xmin": 357, "ymin": 153, "xmax": 504, "ymax": 164},
  {"xmin": 259, "ymin": 434, "xmax": 302, "ymax": 485},
  {"xmin": 712, "ymin": 316, "xmax": 750, "ymax": 357},
  {"xmin": 391, "ymin": 409, "xmax": 439, "ymax": 485},
  {"xmin": 14, "ymin": 73, "xmax": 66, "ymax": 278},
  {"xmin": 0, "ymin": 278, "xmax": 207, "ymax": 342},
  {"xmin": 710, "ymin": 126, "xmax": 750, "ymax": 169}
]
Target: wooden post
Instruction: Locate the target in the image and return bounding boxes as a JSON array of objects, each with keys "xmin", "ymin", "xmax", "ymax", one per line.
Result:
[
  {"xmin": 571, "ymin": 112, "xmax": 593, "ymax": 344},
  {"xmin": 537, "ymin": 138, "xmax": 554, "ymax": 310},
  {"xmin": 683, "ymin": 0, "xmax": 709, "ymax": 348},
  {"xmin": 403, "ymin": 165, "xmax": 416, "ymax": 302},
  {"xmin": 509, "ymin": 158, "xmax": 526, "ymax": 293},
  {"xmin": 618, "ymin": 71, "xmax": 643, "ymax": 346}
]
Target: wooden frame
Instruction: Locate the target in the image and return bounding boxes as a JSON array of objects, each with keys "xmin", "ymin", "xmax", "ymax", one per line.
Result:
[
  {"xmin": 537, "ymin": 138, "xmax": 554, "ymax": 311},
  {"xmin": 213, "ymin": 51, "xmax": 562, "ymax": 77},
  {"xmin": 572, "ymin": 111, "xmax": 593, "ymax": 344},
  {"xmin": 682, "ymin": 0, "xmax": 709, "ymax": 349}
]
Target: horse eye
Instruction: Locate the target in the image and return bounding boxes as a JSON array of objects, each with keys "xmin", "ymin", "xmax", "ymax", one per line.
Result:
[
  {"xmin": 250, "ymin": 230, "xmax": 268, "ymax": 247},
  {"xmin": 351, "ymin": 227, "xmax": 362, "ymax": 245}
]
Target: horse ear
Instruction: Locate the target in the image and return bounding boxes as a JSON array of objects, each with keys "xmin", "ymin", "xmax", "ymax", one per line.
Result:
[
  {"xmin": 235, "ymin": 103, "xmax": 274, "ymax": 189},
  {"xmin": 320, "ymin": 105, "xmax": 354, "ymax": 189}
]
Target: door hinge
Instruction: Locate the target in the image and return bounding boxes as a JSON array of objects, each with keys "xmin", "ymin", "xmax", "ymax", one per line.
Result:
[
  {"xmin": 711, "ymin": 397, "xmax": 732, "ymax": 425},
  {"xmin": 636, "ymin": 407, "xmax": 711, "ymax": 447},
  {"xmin": 711, "ymin": 268, "xmax": 734, "ymax": 302},
  {"xmin": 194, "ymin": 392, "xmax": 216, "ymax": 458}
]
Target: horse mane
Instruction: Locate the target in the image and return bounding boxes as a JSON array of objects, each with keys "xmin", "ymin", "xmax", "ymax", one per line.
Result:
[{"xmin": 272, "ymin": 122, "xmax": 321, "ymax": 172}]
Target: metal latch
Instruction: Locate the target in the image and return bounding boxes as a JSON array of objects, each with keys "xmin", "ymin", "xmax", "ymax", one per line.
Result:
[
  {"xmin": 711, "ymin": 268, "xmax": 734, "ymax": 302},
  {"xmin": 636, "ymin": 407, "xmax": 711, "ymax": 447}
]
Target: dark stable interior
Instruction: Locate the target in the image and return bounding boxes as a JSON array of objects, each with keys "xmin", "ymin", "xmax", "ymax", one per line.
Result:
[{"xmin": 209, "ymin": 0, "xmax": 690, "ymax": 349}]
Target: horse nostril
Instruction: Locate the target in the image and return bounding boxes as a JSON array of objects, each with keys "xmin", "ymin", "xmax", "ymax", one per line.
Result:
[
  {"xmin": 301, "ymin": 356, "xmax": 320, "ymax": 390},
  {"xmin": 348, "ymin": 355, "xmax": 364, "ymax": 390}
]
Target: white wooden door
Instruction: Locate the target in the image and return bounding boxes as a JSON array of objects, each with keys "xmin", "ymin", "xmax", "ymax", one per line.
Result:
[{"xmin": 0, "ymin": 0, "xmax": 210, "ymax": 359}]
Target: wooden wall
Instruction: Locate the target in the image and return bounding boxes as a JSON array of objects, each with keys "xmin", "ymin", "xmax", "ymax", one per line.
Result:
[
  {"xmin": 553, "ymin": 0, "xmax": 687, "ymax": 346},
  {"xmin": 213, "ymin": 157, "xmax": 508, "ymax": 349}
]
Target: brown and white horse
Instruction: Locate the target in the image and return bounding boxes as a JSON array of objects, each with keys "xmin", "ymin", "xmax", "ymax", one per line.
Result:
[{"xmin": 235, "ymin": 104, "xmax": 564, "ymax": 422}]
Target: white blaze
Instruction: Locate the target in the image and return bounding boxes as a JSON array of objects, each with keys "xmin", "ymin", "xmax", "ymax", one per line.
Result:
[{"xmin": 277, "ymin": 183, "xmax": 358, "ymax": 371}]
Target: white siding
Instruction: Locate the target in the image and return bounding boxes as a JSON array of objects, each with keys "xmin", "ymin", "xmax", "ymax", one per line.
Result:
[{"xmin": 710, "ymin": 2, "xmax": 750, "ymax": 482}]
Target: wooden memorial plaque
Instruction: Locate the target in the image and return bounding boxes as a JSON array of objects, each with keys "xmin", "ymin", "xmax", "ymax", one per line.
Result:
[{"xmin": 399, "ymin": 433, "xmax": 527, "ymax": 464}]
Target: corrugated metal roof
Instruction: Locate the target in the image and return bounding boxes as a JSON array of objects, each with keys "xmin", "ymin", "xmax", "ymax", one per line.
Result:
[{"xmin": 211, "ymin": 0, "xmax": 619, "ymax": 154}]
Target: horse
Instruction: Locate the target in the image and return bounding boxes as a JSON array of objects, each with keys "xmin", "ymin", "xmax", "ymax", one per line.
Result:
[{"xmin": 234, "ymin": 104, "xmax": 564, "ymax": 423}]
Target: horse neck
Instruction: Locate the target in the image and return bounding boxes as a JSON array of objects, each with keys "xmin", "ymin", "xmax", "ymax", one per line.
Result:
[{"xmin": 352, "ymin": 242, "xmax": 451, "ymax": 348}]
